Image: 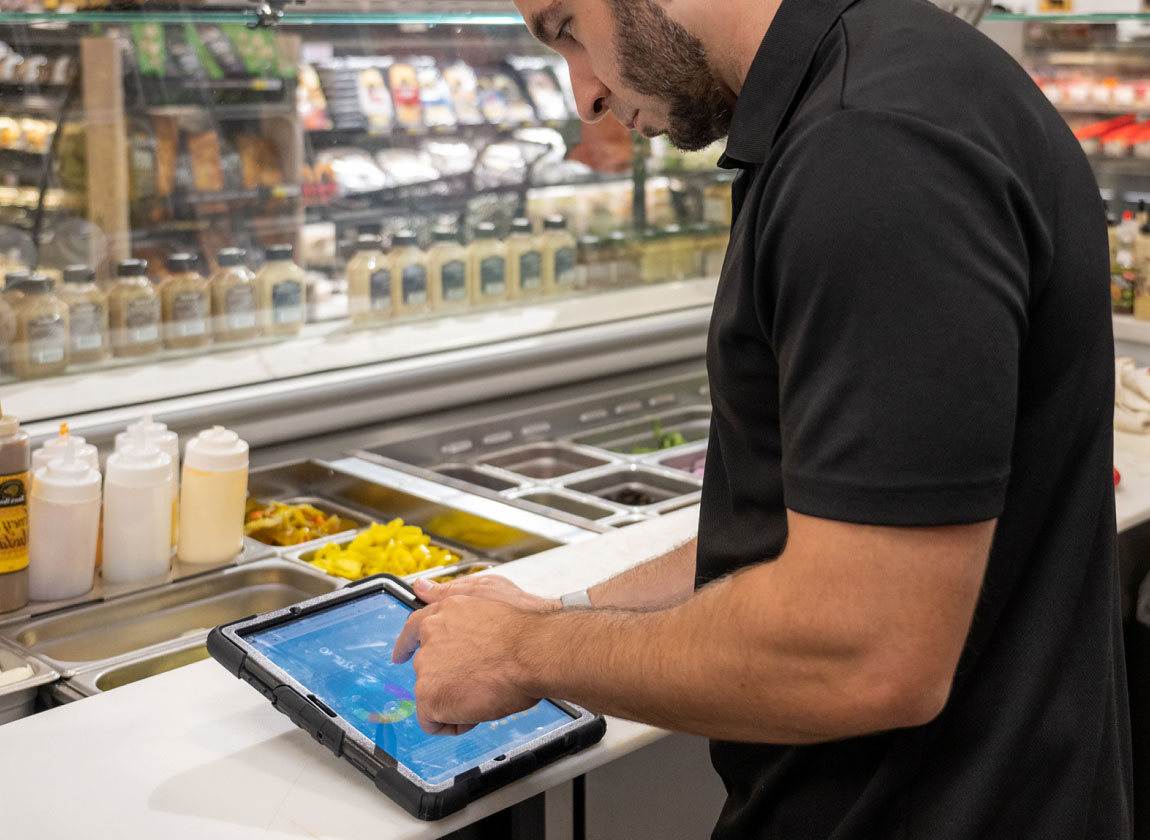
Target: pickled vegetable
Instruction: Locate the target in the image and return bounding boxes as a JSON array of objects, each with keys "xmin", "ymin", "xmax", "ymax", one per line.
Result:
[
  {"xmin": 244, "ymin": 498, "xmax": 358, "ymax": 546},
  {"xmin": 307, "ymin": 518, "xmax": 458, "ymax": 581}
]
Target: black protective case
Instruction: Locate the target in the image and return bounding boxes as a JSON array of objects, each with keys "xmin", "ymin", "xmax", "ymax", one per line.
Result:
[{"xmin": 207, "ymin": 573, "xmax": 607, "ymax": 820}]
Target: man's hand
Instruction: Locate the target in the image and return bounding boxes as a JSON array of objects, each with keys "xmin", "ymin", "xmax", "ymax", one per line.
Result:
[
  {"xmin": 392, "ymin": 594, "xmax": 543, "ymax": 735},
  {"xmin": 409, "ymin": 574, "xmax": 561, "ymax": 612}
]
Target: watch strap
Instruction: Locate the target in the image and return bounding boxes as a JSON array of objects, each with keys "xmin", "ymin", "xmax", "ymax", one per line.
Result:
[{"xmin": 560, "ymin": 589, "xmax": 593, "ymax": 609}]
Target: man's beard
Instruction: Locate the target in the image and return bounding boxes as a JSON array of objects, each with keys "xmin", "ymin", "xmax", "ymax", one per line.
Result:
[{"xmin": 606, "ymin": 0, "xmax": 732, "ymax": 151}]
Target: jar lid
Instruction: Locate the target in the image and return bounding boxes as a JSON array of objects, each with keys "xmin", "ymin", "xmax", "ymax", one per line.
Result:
[
  {"xmin": 33, "ymin": 449, "xmax": 100, "ymax": 504},
  {"xmin": 4, "ymin": 269, "xmax": 30, "ymax": 289},
  {"xmin": 33, "ymin": 433, "xmax": 99, "ymax": 474},
  {"xmin": 543, "ymin": 216, "xmax": 568, "ymax": 231},
  {"xmin": 166, "ymin": 253, "xmax": 196, "ymax": 273},
  {"xmin": 662, "ymin": 224, "xmax": 683, "ymax": 236},
  {"xmin": 217, "ymin": 248, "xmax": 247, "ymax": 268},
  {"xmin": 184, "ymin": 425, "xmax": 248, "ymax": 472},
  {"xmin": 105, "ymin": 442, "xmax": 172, "ymax": 487},
  {"xmin": 63, "ymin": 264, "xmax": 94, "ymax": 285},
  {"xmin": 578, "ymin": 235, "xmax": 602, "ymax": 248},
  {"xmin": 265, "ymin": 243, "xmax": 293, "ymax": 261},
  {"xmin": 392, "ymin": 230, "xmax": 418, "ymax": 248},
  {"xmin": 356, "ymin": 234, "xmax": 383, "ymax": 251},
  {"xmin": 608, "ymin": 231, "xmax": 629, "ymax": 243},
  {"xmin": 474, "ymin": 222, "xmax": 498, "ymax": 239},
  {"xmin": 22, "ymin": 275, "xmax": 53, "ymax": 294},
  {"xmin": 431, "ymin": 227, "xmax": 460, "ymax": 243},
  {"xmin": 510, "ymin": 218, "xmax": 533, "ymax": 235},
  {"xmin": 117, "ymin": 258, "xmax": 148, "ymax": 278}
]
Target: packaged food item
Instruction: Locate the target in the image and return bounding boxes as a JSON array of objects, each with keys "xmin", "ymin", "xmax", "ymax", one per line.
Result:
[
  {"xmin": 297, "ymin": 64, "xmax": 333, "ymax": 131},
  {"xmin": 390, "ymin": 230, "xmax": 430, "ymax": 316},
  {"xmin": 1113, "ymin": 215, "xmax": 1140, "ymax": 315},
  {"xmin": 476, "ymin": 72, "xmax": 511, "ymax": 125},
  {"xmin": 307, "ymin": 519, "xmax": 459, "ymax": 581},
  {"xmin": 347, "ymin": 234, "xmax": 392, "ymax": 324},
  {"xmin": 442, "ymin": 61, "xmax": 484, "ymax": 125},
  {"xmin": 374, "ymin": 149, "xmax": 439, "ymax": 187},
  {"xmin": 103, "ymin": 437, "xmax": 173, "ymax": 585},
  {"xmin": 177, "ymin": 426, "xmax": 249, "ymax": 565},
  {"xmin": 515, "ymin": 63, "xmax": 570, "ymax": 122},
  {"xmin": 388, "ymin": 61, "xmax": 423, "ymax": 129},
  {"xmin": 0, "ymin": 117, "xmax": 20, "ymax": 150},
  {"xmin": 152, "ymin": 115, "xmax": 179, "ymax": 198},
  {"xmin": 130, "ymin": 21, "xmax": 167, "ymax": 77},
  {"xmin": 211, "ymin": 248, "xmax": 260, "ymax": 342},
  {"xmin": 315, "ymin": 64, "xmax": 369, "ymax": 132},
  {"xmin": 244, "ymin": 499, "xmax": 357, "ymax": 546},
  {"xmin": 315, "ymin": 148, "xmax": 388, "ymax": 194},
  {"xmin": 257, "ymin": 243, "xmax": 306, "ymax": 337},
  {"xmin": 0, "ymin": 406, "xmax": 29, "ymax": 613},
  {"xmin": 357, "ymin": 67, "xmax": 394, "ymax": 133},
  {"xmin": 59, "ymin": 265, "xmax": 109, "ymax": 364},
  {"xmin": 160, "ymin": 253, "xmax": 210, "ymax": 350},
  {"xmin": 109, "ymin": 259, "xmax": 161, "ymax": 358},
  {"xmin": 234, "ymin": 135, "xmax": 283, "ymax": 189},
  {"xmin": 29, "ymin": 441, "xmax": 101, "ymax": 601},
  {"xmin": 18, "ymin": 119, "xmax": 53, "ymax": 154},
  {"xmin": 506, "ymin": 218, "xmax": 544, "ymax": 298},
  {"xmin": 187, "ymin": 129, "xmax": 225, "ymax": 213},
  {"xmin": 12, "ymin": 276, "xmax": 68, "ymax": 379},
  {"xmin": 542, "ymin": 215, "xmax": 578, "ymax": 293},
  {"xmin": 414, "ymin": 58, "xmax": 457, "ymax": 129},
  {"xmin": 489, "ymin": 71, "xmax": 536, "ymax": 124},
  {"xmin": 428, "ymin": 227, "xmax": 471, "ymax": 311},
  {"xmin": 470, "ymin": 223, "xmax": 509, "ymax": 305},
  {"xmin": 422, "ymin": 140, "xmax": 477, "ymax": 178}
]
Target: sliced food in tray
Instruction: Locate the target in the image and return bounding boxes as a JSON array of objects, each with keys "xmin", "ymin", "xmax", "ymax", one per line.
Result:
[
  {"xmin": 305, "ymin": 519, "xmax": 461, "ymax": 581},
  {"xmin": 243, "ymin": 498, "xmax": 359, "ymax": 547}
]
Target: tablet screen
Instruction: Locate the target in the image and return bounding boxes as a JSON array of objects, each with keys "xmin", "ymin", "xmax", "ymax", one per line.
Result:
[{"xmin": 242, "ymin": 589, "xmax": 575, "ymax": 785}]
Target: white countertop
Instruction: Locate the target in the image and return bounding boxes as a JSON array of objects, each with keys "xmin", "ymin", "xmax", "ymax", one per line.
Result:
[
  {"xmin": 1115, "ymin": 435, "xmax": 1150, "ymax": 533},
  {"xmin": 0, "ymin": 507, "xmax": 700, "ymax": 840}
]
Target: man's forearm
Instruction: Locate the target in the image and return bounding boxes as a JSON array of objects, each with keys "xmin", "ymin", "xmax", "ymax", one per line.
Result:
[{"xmin": 584, "ymin": 536, "xmax": 697, "ymax": 609}]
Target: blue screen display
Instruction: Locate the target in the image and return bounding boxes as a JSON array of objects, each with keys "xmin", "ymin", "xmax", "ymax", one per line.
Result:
[{"xmin": 243, "ymin": 590, "xmax": 574, "ymax": 785}]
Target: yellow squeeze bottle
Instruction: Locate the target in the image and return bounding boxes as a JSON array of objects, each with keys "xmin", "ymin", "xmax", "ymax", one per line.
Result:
[{"xmin": 177, "ymin": 426, "xmax": 249, "ymax": 565}]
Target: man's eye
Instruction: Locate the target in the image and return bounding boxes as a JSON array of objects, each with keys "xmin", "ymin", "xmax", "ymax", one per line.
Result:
[{"xmin": 558, "ymin": 20, "xmax": 576, "ymax": 42}]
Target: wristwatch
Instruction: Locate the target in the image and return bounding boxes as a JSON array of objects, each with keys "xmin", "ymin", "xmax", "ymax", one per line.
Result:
[{"xmin": 560, "ymin": 589, "xmax": 593, "ymax": 609}]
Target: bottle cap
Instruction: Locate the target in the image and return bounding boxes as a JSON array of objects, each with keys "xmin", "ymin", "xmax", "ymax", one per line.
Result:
[
  {"xmin": 431, "ymin": 227, "xmax": 460, "ymax": 243},
  {"xmin": 543, "ymin": 216, "xmax": 568, "ymax": 231},
  {"xmin": 356, "ymin": 234, "xmax": 383, "ymax": 252},
  {"xmin": 392, "ymin": 230, "xmax": 418, "ymax": 248},
  {"xmin": 474, "ymin": 222, "xmax": 498, "ymax": 239},
  {"xmin": 217, "ymin": 248, "xmax": 247, "ymax": 268},
  {"xmin": 184, "ymin": 425, "xmax": 248, "ymax": 472},
  {"xmin": 0, "ymin": 402, "xmax": 18, "ymax": 439},
  {"xmin": 510, "ymin": 218, "xmax": 533, "ymax": 235},
  {"xmin": 63, "ymin": 265, "xmax": 95, "ymax": 285},
  {"xmin": 33, "ymin": 440, "xmax": 100, "ymax": 504},
  {"xmin": 166, "ymin": 253, "xmax": 196, "ymax": 273},
  {"xmin": 117, "ymin": 259, "xmax": 148, "ymax": 278},
  {"xmin": 105, "ymin": 442, "xmax": 172, "ymax": 487},
  {"xmin": 265, "ymin": 244, "xmax": 293, "ymax": 262},
  {"xmin": 33, "ymin": 423, "xmax": 98, "ymax": 473},
  {"xmin": 4, "ymin": 269, "xmax": 30, "ymax": 289},
  {"xmin": 114, "ymin": 413, "xmax": 179, "ymax": 464},
  {"xmin": 22, "ymin": 275, "xmax": 53, "ymax": 294}
]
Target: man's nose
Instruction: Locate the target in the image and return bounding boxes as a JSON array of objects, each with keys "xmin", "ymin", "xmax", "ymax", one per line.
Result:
[{"xmin": 567, "ymin": 57, "xmax": 611, "ymax": 124}]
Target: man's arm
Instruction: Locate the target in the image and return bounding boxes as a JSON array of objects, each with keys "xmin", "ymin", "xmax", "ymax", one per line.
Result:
[{"xmin": 395, "ymin": 511, "xmax": 993, "ymax": 742}]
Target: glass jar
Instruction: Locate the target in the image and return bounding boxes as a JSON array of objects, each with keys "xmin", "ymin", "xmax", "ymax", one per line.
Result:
[
  {"xmin": 257, "ymin": 244, "xmax": 307, "ymax": 337},
  {"xmin": 428, "ymin": 227, "xmax": 471, "ymax": 311},
  {"xmin": 108, "ymin": 259, "xmax": 161, "ymax": 358},
  {"xmin": 211, "ymin": 248, "xmax": 260, "ymax": 343},
  {"xmin": 12, "ymin": 275, "xmax": 68, "ymax": 379},
  {"xmin": 578, "ymin": 235, "xmax": 611, "ymax": 289},
  {"xmin": 347, "ymin": 234, "xmax": 392, "ymax": 324},
  {"xmin": 58, "ymin": 264, "xmax": 109, "ymax": 363},
  {"xmin": 470, "ymin": 223, "xmax": 508, "ymax": 305},
  {"xmin": 506, "ymin": 218, "xmax": 544, "ymax": 299},
  {"xmin": 160, "ymin": 253, "xmax": 210, "ymax": 350},
  {"xmin": 541, "ymin": 215, "xmax": 578, "ymax": 294},
  {"xmin": 608, "ymin": 231, "xmax": 640, "ymax": 287},
  {"xmin": 391, "ymin": 230, "xmax": 431, "ymax": 317}
]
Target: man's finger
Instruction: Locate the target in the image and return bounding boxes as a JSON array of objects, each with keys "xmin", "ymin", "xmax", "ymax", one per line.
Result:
[
  {"xmin": 392, "ymin": 607, "xmax": 429, "ymax": 663},
  {"xmin": 412, "ymin": 577, "xmax": 453, "ymax": 603}
]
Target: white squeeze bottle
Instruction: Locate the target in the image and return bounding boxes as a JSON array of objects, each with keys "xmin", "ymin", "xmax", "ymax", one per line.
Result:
[
  {"xmin": 101, "ymin": 433, "xmax": 173, "ymax": 585},
  {"xmin": 31, "ymin": 423, "xmax": 99, "ymax": 475},
  {"xmin": 178, "ymin": 426, "xmax": 248, "ymax": 565},
  {"xmin": 115, "ymin": 414, "xmax": 179, "ymax": 546},
  {"xmin": 28, "ymin": 440, "xmax": 101, "ymax": 601}
]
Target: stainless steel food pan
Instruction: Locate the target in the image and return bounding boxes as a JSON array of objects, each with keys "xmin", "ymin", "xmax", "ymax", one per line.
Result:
[
  {"xmin": 432, "ymin": 464, "xmax": 524, "ymax": 492},
  {"xmin": 0, "ymin": 559, "xmax": 339, "ymax": 677},
  {"xmin": 563, "ymin": 467, "xmax": 702, "ymax": 508},
  {"xmin": 242, "ymin": 494, "xmax": 368, "ymax": 554},
  {"xmin": 650, "ymin": 444, "xmax": 708, "ymax": 478},
  {"xmin": 479, "ymin": 443, "xmax": 613, "ymax": 480},
  {"xmin": 570, "ymin": 407, "xmax": 711, "ymax": 455},
  {"xmin": 509, "ymin": 490, "xmax": 622, "ymax": 522},
  {"xmin": 56, "ymin": 642, "xmax": 211, "ymax": 702},
  {"xmin": 0, "ymin": 639, "xmax": 57, "ymax": 724},
  {"xmin": 406, "ymin": 561, "xmax": 502, "ymax": 583}
]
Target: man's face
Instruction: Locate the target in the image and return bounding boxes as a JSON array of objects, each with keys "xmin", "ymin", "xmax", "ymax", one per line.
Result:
[{"xmin": 517, "ymin": 0, "xmax": 732, "ymax": 151}]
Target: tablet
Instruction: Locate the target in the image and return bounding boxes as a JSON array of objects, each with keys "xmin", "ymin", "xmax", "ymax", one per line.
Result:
[{"xmin": 207, "ymin": 574, "xmax": 606, "ymax": 820}]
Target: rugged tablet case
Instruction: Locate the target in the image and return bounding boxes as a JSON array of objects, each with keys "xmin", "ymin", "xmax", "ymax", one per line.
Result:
[{"xmin": 207, "ymin": 573, "xmax": 607, "ymax": 820}]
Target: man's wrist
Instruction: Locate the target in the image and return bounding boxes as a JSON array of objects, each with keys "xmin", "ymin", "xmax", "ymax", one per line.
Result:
[{"xmin": 560, "ymin": 588, "xmax": 593, "ymax": 609}]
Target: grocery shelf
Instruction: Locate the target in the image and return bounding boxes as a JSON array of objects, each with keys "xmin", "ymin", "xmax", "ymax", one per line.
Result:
[
  {"xmin": 986, "ymin": 11, "xmax": 1150, "ymax": 21},
  {"xmin": 0, "ymin": 9, "xmax": 525, "ymax": 26}
]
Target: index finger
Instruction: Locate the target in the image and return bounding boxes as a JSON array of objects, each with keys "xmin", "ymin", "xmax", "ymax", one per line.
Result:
[{"xmin": 392, "ymin": 606, "xmax": 429, "ymax": 664}]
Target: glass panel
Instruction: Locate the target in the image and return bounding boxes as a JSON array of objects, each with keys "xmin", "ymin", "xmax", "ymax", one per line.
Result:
[{"xmin": 0, "ymin": 9, "xmax": 730, "ymax": 406}]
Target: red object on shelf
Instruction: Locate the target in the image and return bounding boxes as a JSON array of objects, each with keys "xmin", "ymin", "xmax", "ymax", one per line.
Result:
[
  {"xmin": 1074, "ymin": 113, "xmax": 1138, "ymax": 141},
  {"xmin": 1115, "ymin": 466, "xmax": 1121, "ymax": 487}
]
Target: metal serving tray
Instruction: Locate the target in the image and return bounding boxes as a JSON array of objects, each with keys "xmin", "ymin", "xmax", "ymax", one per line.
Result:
[
  {"xmin": 0, "ymin": 639, "xmax": 57, "ymax": 724},
  {"xmin": 569, "ymin": 407, "xmax": 712, "ymax": 455},
  {"xmin": 283, "ymin": 528, "xmax": 489, "ymax": 583},
  {"xmin": 652, "ymin": 443, "xmax": 707, "ymax": 479},
  {"xmin": 507, "ymin": 489, "xmax": 622, "ymax": 522},
  {"xmin": 0, "ymin": 559, "xmax": 340, "ymax": 677},
  {"xmin": 242, "ymin": 494, "xmax": 367, "ymax": 554},
  {"xmin": 479, "ymin": 443, "xmax": 612, "ymax": 480},
  {"xmin": 52, "ymin": 642, "xmax": 210, "ymax": 703},
  {"xmin": 432, "ymin": 464, "xmax": 524, "ymax": 492},
  {"xmin": 563, "ymin": 466, "xmax": 702, "ymax": 508}
]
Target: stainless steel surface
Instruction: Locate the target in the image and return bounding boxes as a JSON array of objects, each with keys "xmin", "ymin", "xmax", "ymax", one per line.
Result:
[
  {"xmin": 564, "ymin": 467, "xmax": 702, "ymax": 508},
  {"xmin": 654, "ymin": 444, "xmax": 708, "ymax": 478},
  {"xmin": 58, "ymin": 642, "xmax": 211, "ymax": 701},
  {"xmin": 0, "ymin": 639, "xmax": 57, "ymax": 725},
  {"xmin": 512, "ymin": 491, "xmax": 620, "ymax": 522},
  {"xmin": 0, "ymin": 569, "xmax": 28, "ymax": 616},
  {"xmin": 570, "ymin": 407, "xmax": 711, "ymax": 454},
  {"xmin": 433, "ymin": 464, "xmax": 523, "ymax": 492},
  {"xmin": 480, "ymin": 444, "xmax": 611, "ymax": 480},
  {"xmin": 0, "ymin": 559, "xmax": 339, "ymax": 677},
  {"xmin": 406, "ymin": 561, "xmax": 501, "ymax": 582}
]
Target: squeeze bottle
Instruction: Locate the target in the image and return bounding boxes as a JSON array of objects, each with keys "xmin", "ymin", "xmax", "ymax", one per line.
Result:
[
  {"xmin": 178, "ymin": 426, "xmax": 248, "ymax": 565},
  {"xmin": 102, "ymin": 434, "xmax": 173, "ymax": 585},
  {"xmin": 32, "ymin": 423, "xmax": 99, "ymax": 474},
  {"xmin": 28, "ymin": 440, "xmax": 101, "ymax": 601},
  {"xmin": 0, "ymin": 404, "xmax": 29, "ymax": 613},
  {"xmin": 115, "ymin": 414, "xmax": 179, "ymax": 546}
]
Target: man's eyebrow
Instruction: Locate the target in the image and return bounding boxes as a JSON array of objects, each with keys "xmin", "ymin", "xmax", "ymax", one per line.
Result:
[{"xmin": 529, "ymin": 0, "xmax": 565, "ymax": 43}]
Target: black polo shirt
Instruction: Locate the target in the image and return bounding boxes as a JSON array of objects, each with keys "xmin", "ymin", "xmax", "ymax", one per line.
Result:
[{"xmin": 694, "ymin": 0, "xmax": 1132, "ymax": 836}]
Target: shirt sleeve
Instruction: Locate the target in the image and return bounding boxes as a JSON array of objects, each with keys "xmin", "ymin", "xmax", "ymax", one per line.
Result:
[{"xmin": 762, "ymin": 109, "xmax": 1034, "ymax": 526}]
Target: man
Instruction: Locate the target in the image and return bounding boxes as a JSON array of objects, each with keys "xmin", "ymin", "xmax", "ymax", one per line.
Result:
[{"xmin": 394, "ymin": 0, "xmax": 1133, "ymax": 835}]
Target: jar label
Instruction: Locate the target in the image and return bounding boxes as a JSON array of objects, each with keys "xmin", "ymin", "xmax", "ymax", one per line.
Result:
[
  {"xmin": 125, "ymin": 296, "xmax": 159, "ymax": 344},
  {"xmin": 171, "ymin": 291, "xmax": 208, "ymax": 337},
  {"xmin": 224, "ymin": 285, "xmax": 257, "ymax": 331},
  {"xmin": 441, "ymin": 261, "xmax": 467, "ymax": 302},
  {"xmin": 370, "ymin": 268, "xmax": 392, "ymax": 311},
  {"xmin": 480, "ymin": 256, "xmax": 506, "ymax": 297},
  {"xmin": 555, "ymin": 247, "xmax": 576, "ymax": 286},
  {"xmin": 519, "ymin": 251, "xmax": 543, "ymax": 291},
  {"xmin": 402, "ymin": 264, "xmax": 428, "ymax": 306},
  {"xmin": 28, "ymin": 314, "xmax": 66, "ymax": 365},
  {"xmin": 69, "ymin": 301, "xmax": 106, "ymax": 352},
  {"xmin": 0, "ymin": 470, "xmax": 28, "ymax": 574},
  {"xmin": 272, "ymin": 280, "xmax": 303, "ymax": 325}
]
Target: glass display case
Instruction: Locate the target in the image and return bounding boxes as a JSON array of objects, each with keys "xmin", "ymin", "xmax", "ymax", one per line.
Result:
[{"xmin": 0, "ymin": 3, "xmax": 731, "ymax": 426}]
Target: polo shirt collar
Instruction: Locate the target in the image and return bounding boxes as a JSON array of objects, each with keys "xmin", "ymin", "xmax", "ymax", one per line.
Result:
[{"xmin": 720, "ymin": 0, "xmax": 861, "ymax": 167}]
